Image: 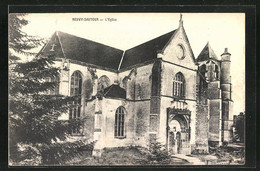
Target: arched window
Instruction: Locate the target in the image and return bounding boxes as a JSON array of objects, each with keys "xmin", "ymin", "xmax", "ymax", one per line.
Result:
[
  {"xmin": 69, "ymin": 71, "xmax": 82, "ymax": 120},
  {"xmin": 97, "ymin": 75, "xmax": 110, "ymax": 93},
  {"xmin": 200, "ymin": 64, "xmax": 207, "ymax": 78},
  {"xmin": 215, "ymin": 65, "xmax": 219, "ymax": 80},
  {"xmin": 173, "ymin": 72, "xmax": 185, "ymax": 98},
  {"xmin": 114, "ymin": 106, "xmax": 126, "ymax": 138},
  {"xmin": 122, "ymin": 77, "xmax": 128, "ymax": 89}
]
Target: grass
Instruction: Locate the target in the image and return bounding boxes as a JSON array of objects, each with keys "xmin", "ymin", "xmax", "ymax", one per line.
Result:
[{"xmin": 67, "ymin": 146, "xmax": 189, "ymax": 166}]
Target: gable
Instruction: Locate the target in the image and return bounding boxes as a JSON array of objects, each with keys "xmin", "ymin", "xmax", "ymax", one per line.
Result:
[
  {"xmin": 39, "ymin": 32, "xmax": 64, "ymax": 58},
  {"xmin": 161, "ymin": 27, "xmax": 197, "ymax": 70}
]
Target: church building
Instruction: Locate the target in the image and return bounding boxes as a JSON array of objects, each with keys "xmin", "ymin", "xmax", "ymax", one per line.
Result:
[{"xmin": 38, "ymin": 15, "xmax": 233, "ymax": 156}]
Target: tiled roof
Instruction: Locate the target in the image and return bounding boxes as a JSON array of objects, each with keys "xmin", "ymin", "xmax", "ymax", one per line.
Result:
[
  {"xmin": 196, "ymin": 42, "xmax": 219, "ymax": 62},
  {"xmin": 119, "ymin": 30, "xmax": 176, "ymax": 69},
  {"xmin": 103, "ymin": 84, "xmax": 126, "ymax": 99},
  {"xmin": 40, "ymin": 31, "xmax": 124, "ymax": 70},
  {"xmin": 39, "ymin": 30, "xmax": 177, "ymax": 70}
]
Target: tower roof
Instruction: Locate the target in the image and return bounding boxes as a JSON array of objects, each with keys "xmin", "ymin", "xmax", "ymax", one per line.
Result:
[{"xmin": 196, "ymin": 42, "xmax": 219, "ymax": 62}]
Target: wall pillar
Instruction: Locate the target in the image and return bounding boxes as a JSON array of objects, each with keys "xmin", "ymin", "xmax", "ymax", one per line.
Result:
[{"xmin": 92, "ymin": 99, "xmax": 103, "ymax": 157}]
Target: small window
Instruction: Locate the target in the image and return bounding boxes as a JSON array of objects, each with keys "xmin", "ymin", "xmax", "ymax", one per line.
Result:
[
  {"xmin": 115, "ymin": 106, "xmax": 126, "ymax": 138},
  {"xmin": 215, "ymin": 65, "xmax": 219, "ymax": 79},
  {"xmin": 173, "ymin": 72, "xmax": 185, "ymax": 98}
]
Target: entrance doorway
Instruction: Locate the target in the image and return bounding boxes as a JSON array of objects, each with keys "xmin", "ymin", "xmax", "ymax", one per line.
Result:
[
  {"xmin": 167, "ymin": 114, "xmax": 190, "ymax": 154},
  {"xmin": 168, "ymin": 119, "xmax": 183, "ymax": 154}
]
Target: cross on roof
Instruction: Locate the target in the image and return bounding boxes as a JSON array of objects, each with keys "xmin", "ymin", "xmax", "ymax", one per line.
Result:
[{"xmin": 50, "ymin": 44, "xmax": 56, "ymax": 51}]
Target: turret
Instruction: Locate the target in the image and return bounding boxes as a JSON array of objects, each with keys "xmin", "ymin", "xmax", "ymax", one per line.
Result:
[
  {"xmin": 220, "ymin": 48, "xmax": 231, "ymax": 100},
  {"xmin": 220, "ymin": 48, "xmax": 233, "ymax": 143}
]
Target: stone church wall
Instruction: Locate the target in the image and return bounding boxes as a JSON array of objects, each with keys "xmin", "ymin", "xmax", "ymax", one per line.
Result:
[
  {"xmin": 134, "ymin": 101, "xmax": 151, "ymax": 147},
  {"xmin": 161, "ymin": 62, "xmax": 197, "ymax": 100},
  {"xmin": 98, "ymin": 98, "xmax": 135, "ymax": 148},
  {"xmin": 160, "ymin": 61, "xmax": 197, "ymax": 147},
  {"xmin": 83, "ymin": 100, "xmax": 96, "ymax": 141},
  {"xmin": 195, "ymin": 105, "xmax": 209, "ymax": 152},
  {"xmin": 208, "ymin": 99, "xmax": 222, "ymax": 144}
]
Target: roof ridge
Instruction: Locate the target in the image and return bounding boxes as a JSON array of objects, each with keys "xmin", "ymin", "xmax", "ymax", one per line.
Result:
[
  {"xmin": 118, "ymin": 51, "xmax": 126, "ymax": 70},
  {"xmin": 208, "ymin": 45, "xmax": 218, "ymax": 59},
  {"xmin": 56, "ymin": 31, "xmax": 66, "ymax": 58},
  {"xmin": 57, "ymin": 31, "xmax": 124, "ymax": 52},
  {"xmin": 125, "ymin": 30, "xmax": 176, "ymax": 52}
]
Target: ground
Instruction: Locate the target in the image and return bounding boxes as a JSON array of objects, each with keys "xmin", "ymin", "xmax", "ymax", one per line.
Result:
[
  {"xmin": 66, "ymin": 146, "xmax": 189, "ymax": 166},
  {"xmin": 65, "ymin": 143, "xmax": 245, "ymax": 166}
]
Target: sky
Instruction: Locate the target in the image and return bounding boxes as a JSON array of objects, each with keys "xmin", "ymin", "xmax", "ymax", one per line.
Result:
[{"xmin": 21, "ymin": 13, "xmax": 245, "ymax": 115}]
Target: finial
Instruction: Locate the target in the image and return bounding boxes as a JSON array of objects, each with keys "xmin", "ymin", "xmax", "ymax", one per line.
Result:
[
  {"xmin": 221, "ymin": 47, "xmax": 231, "ymax": 56},
  {"xmin": 224, "ymin": 48, "xmax": 228, "ymax": 53},
  {"xmin": 179, "ymin": 13, "xmax": 183, "ymax": 28}
]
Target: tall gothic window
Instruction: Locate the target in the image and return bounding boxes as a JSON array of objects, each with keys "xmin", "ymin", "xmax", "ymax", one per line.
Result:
[
  {"xmin": 69, "ymin": 71, "xmax": 82, "ymax": 118},
  {"xmin": 173, "ymin": 72, "xmax": 185, "ymax": 98},
  {"xmin": 114, "ymin": 106, "xmax": 126, "ymax": 138},
  {"xmin": 48, "ymin": 75, "xmax": 60, "ymax": 95}
]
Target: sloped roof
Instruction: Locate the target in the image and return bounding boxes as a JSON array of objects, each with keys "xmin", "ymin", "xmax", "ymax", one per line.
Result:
[
  {"xmin": 103, "ymin": 84, "xmax": 126, "ymax": 99},
  {"xmin": 196, "ymin": 42, "xmax": 219, "ymax": 62},
  {"xmin": 40, "ymin": 31, "xmax": 124, "ymax": 70},
  {"xmin": 39, "ymin": 30, "xmax": 178, "ymax": 70},
  {"xmin": 120, "ymin": 30, "xmax": 176, "ymax": 69}
]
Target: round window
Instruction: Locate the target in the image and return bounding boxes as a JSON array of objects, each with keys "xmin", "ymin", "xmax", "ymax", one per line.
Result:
[{"xmin": 176, "ymin": 44, "xmax": 185, "ymax": 59}]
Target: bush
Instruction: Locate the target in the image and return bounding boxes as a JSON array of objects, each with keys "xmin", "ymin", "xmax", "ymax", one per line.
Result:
[
  {"xmin": 9, "ymin": 143, "xmax": 42, "ymax": 166},
  {"xmin": 222, "ymin": 141, "xmax": 228, "ymax": 147},
  {"xmin": 139, "ymin": 142, "xmax": 172, "ymax": 164}
]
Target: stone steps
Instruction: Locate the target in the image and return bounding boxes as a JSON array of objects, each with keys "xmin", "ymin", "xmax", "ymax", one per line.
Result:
[{"xmin": 173, "ymin": 154, "xmax": 205, "ymax": 165}]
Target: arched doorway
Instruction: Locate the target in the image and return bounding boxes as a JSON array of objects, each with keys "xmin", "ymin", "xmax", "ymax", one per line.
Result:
[{"xmin": 167, "ymin": 114, "xmax": 190, "ymax": 154}]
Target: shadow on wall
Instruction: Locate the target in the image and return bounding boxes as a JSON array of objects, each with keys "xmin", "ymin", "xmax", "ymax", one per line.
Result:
[{"xmin": 136, "ymin": 108, "xmax": 148, "ymax": 137}]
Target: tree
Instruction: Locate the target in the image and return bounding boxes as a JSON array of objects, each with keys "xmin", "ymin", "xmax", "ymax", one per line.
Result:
[
  {"xmin": 9, "ymin": 13, "xmax": 93, "ymax": 166},
  {"xmin": 9, "ymin": 13, "xmax": 43, "ymax": 62},
  {"xmin": 234, "ymin": 112, "xmax": 245, "ymax": 143},
  {"xmin": 137, "ymin": 141, "xmax": 172, "ymax": 164}
]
